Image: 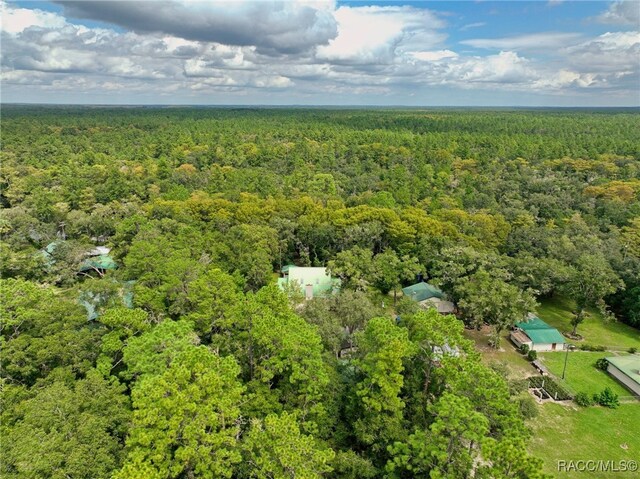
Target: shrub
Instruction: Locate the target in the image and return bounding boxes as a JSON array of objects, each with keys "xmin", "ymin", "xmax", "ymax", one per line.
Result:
[
  {"xmin": 518, "ymin": 396, "xmax": 539, "ymax": 419},
  {"xmin": 580, "ymin": 344, "xmax": 606, "ymax": 352},
  {"xmin": 593, "ymin": 387, "xmax": 619, "ymax": 409},
  {"xmin": 520, "ymin": 344, "xmax": 530, "ymax": 355},
  {"xmin": 575, "ymin": 392, "xmax": 593, "ymax": 407},
  {"xmin": 628, "ymin": 347, "xmax": 638, "ymax": 354},
  {"xmin": 595, "ymin": 358, "xmax": 609, "ymax": 370},
  {"xmin": 527, "ymin": 350, "xmax": 538, "ymax": 361}
]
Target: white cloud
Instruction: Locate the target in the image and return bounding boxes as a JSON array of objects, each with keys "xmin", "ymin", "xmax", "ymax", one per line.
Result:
[
  {"xmin": 459, "ymin": 22, "xmax": 486, "ymax": 31},
  {"xmin": 411, "ymin": 50, "xmax": 458, "ymax": 62},
  {"xmin": 597, "ymin": 0, "xmax": 640, "ymax": 26},
  {"xmin": 0, "ymin": 1, "xmax": 66, "ymax": 34},
  {"xmin": 316, "ymin": 6, "xmax": 445, "ymax": 64},
  {"xmin": 1, "ymin": 1, "xmax": 638, "ymax": 104},
  {"xmin": 439, "ymin": 51, "xmax": 535, "ymax": 85},
  {"xmin": 461, "ymin": 32, "xmax": 584, "ymax": 51},
  {"xmin": 562, "ymin": 31, "xmax": 640, "ymax": 78}
]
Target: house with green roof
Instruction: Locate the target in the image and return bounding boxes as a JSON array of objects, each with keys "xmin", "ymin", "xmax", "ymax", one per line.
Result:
[
  {"xmin": 40, "ymin": 242, "xmax": 118, "ymax": 277},
  {"xmin": 402, "ymin": 282, "xmax": 455, "ymax": 314},
  {"xmin": 605, "ymin": 355, "xmax": 640, "ymax": 396},
  {"xmin": 278, "ymin": 265, "xmax": 340, "ymax": 300},
  {"xmin": 510, "ymin": 314, "xmax": 566, "ymax": 352},
  {"xmin": 79, "ymin": 254, "xmax": 118, "ymax": 275}
]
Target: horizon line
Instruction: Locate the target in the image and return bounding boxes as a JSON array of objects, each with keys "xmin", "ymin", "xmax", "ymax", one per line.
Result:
[{"xmin": 3, "ymin": 103, "xmax": 640, "ymax": 110}]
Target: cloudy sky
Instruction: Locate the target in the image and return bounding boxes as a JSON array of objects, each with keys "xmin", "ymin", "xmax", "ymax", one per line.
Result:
[{"xmin": 1, "ymin": 0, "xmax": 639, "ymax": 106}]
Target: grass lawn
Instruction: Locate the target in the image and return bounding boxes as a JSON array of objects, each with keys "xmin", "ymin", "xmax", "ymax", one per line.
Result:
[
  {"xmin": 538, "ymin": 296, "xmax": 640, "ymax": 351},
  {"xmin": 538, "ymin": 352, "xmax": 632, "ymax": 397},
  {"xmin": 529, "ymin": 402, "xmax": 640, "ymax": 479},
  {"xmin": 463, "ymin": 327, "xmax": 534, "ymax": 379}
]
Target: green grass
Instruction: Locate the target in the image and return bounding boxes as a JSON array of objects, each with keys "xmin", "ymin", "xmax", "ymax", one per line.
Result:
[
  {"xmin": 529, "ymin": 402, "xmax": 640, "ymax": 479},
  {"xmin": 538, "ymin": 352, "xmax": 631, "ymax": 397},
  {"xmin": 538, "ymin": 296, "xmax": 640, "ymax": 351},
  {"xmin": 463, "ymin": 328, "xmax": 534, "ymax": 379}
]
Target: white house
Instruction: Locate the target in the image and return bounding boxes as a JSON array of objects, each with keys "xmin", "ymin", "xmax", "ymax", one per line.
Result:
[
  {"xmin": 510, "ymin": 314, "xmax": 565, "ymax": 352},
  {"xmin": 606, "ymin": 355, "xmax": 640, "ymax": 396}
]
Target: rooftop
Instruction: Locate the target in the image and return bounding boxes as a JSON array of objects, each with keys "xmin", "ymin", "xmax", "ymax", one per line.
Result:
[
  {"xmin": 606, "ymin": 355, "xmax": 640, "ymax": 386},
  {"xmin": 516, "ymin": 315, "xmax": 565, "ymax": 344},
  {"xmin": 402, "ymin": 282, "xmax": 443, "ymax": 302},
  {"xmin": 79, "ymin": 254, "xmax": 118, "ymax": 272},
  {"xmin": 279, "ymin": 265, "xmax": 340, "ymax": 297}
]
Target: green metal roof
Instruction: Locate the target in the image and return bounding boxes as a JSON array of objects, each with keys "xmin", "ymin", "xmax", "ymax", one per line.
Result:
[
  {"xmin": 402, "ymin": 282, "xmax": 443, "ymax": 302},
  {"xmin": 278, "ymin": 266, "xmax": 340, "ymax": 297},
  {"xmin": 606, "ymin": 355, "xmax": 640, "ymax": 386},
  {"xmin": 516, "ymin": 316, "xmax": 565, "ymax": 344},
  {"xmin": 79, "ymin": 254, "xmax": 118, "ymax": 272},
  {"xmin": 522, "ymin": 328, "xmax": 565, "ymax": 344},
  {"xmin": 516, "ymin": 316, "xmax": 553, "ymax": 330}
]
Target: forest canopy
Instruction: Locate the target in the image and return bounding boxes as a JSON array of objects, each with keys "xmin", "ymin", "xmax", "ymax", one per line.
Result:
[{"xmin": 1, "ymin": 106, "xmax": 639, "ymax": 478}]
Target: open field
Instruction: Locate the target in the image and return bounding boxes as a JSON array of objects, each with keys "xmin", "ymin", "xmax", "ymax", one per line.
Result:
[
  {"xmin": 538, "ymin": 296, "xmax": 640, "ymax": 351},
  {"xmin": 529, "ymin": 402, "xmax": 640, "ymax": 479},
  {"xmin": 538, "ymin": 352, "xmax": 633, "ymax": 397}
]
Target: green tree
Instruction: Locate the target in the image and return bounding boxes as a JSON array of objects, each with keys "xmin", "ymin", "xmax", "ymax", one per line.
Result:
[
  {"xmin": 0, "ymin": 279, "xmax": 99, "ymax": 384},
  {"xmin": 122, "ymin": 319, "xmax": 200, "ymax": 379},
  {"xmin": 566, "ymin": 254, "xmax": 623, "ymax": 335},
  {"xmin": 386, "ymin": 393, "xmax": 489, "ymax": 479},
  {"xmin": 371, "ymin": 250, "xmax": 423, "ymax": 305},
  {"xmin": 116, "ymin": 347, "xmax": 244, "ymax": 479},
  {"xmin": 3, "ymin": 370, "xmax": 130, "ymax": 479},
  {"xmin": 327, "ymin": 247, "xmax": 373, "ymax": 291},
  {"xmin": 183, "ymin": 267, "xmax": 243, "ymax": 337},
  {"xmin": 241, "ymin": 412, "xmax": 335, "ymax": 479},
  {"xmin": 456, "ymin": 269, "xmax": 537, "ymax": 348},
  {"xmin": 478, "ymin": 437, "xmax": 551, "ymax": 479},
  {"xmin": 353, "ymin": 317, "xmax": 416, "ymax": 450}
]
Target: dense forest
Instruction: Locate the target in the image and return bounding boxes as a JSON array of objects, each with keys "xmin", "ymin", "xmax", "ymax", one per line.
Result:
[{"xmin": 1, "ymin": 107, "xmax": 639, "ymax": 479}]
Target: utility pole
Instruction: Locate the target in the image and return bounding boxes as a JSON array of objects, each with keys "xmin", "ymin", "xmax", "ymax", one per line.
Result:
[{"xmin": 561, "ymin": 345, "xmax": 570, "ymax": 380}]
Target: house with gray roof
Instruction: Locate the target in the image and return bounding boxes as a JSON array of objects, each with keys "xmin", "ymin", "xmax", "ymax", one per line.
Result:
[{"xmin": 605, "ymin": 355, "xmax": 640, "ymax": 396}]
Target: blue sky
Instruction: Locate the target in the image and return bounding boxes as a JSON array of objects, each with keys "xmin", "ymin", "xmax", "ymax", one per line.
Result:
[{"xmin": 1, "ymin": 1, "xmax": 639, "ymax": 106}]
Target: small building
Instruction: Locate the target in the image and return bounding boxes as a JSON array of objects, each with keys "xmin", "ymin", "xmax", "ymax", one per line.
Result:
[
  {"xmin": 605, "ymin": 355, "xmax": 640, "ymax": 396},
  {"xmin": 278, "ymin": 265, "xmax": 340, "ymax": 300},
  {"xmin": 510, "ymin": 315, "xmax": 565, "ymax": 352},
  {"xmin": 79, "ymin": 254, "xmax": 118, "ymax": 276},
  {"xmin": 402, "ymin": 282, "xmax": 455, "ymax": 313}
]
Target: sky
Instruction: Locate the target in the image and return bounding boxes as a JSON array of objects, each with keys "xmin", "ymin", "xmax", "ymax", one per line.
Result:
[{"xmin": 1, "ymin": 0, "xmax": 639, "ymax": 106}]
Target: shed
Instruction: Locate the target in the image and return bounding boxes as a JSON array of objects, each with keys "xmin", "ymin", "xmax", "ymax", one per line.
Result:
[
  {"xmin": 606, "ymin": 355, "xmax": 640, "ymax": 396},
  {"xmin": 511, "ymin": 315, "xmax": 565, "ymax": 352},
  {"xmin": 278, "ymin": 265, "xmax": 340, "ymax": 300}
]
